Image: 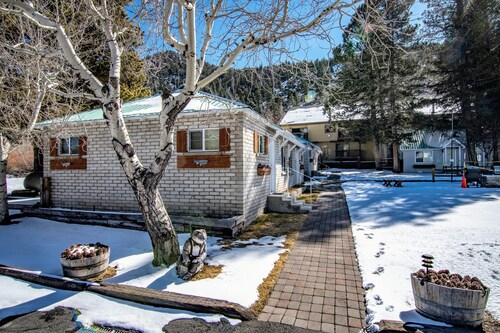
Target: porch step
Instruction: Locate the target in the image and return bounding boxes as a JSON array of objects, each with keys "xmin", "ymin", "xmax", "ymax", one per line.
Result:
[{"xmin": 267, "ymin": 193, "xmax": 312, "ymax": 214}]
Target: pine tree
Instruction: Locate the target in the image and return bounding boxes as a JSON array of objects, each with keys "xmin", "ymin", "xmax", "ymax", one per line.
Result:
[
  {"xmin": 423, "ymin": 0, "xmax": 500, "ymax": 164},
  {"xmin": 59, "ymin": 0, "xmax": 150, "ymax": 107},
  {"xmin": 326, "ymin": 0, "xmax": 422, "ymax": 171}
]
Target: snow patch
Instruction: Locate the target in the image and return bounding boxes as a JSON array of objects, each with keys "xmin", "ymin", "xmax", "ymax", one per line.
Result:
[
  {"xmin": 343, "ymin": 175, "xmax": 500, "ymax": 324},
  {"xmin": 0, "ymin": 217, "xmax": 285, "ymax": 329}
]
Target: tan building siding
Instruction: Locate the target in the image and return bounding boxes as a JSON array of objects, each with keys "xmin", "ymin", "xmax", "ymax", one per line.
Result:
[{"xmin": 282, "ymin": 122, "xmax": 376, "ymax": 162}]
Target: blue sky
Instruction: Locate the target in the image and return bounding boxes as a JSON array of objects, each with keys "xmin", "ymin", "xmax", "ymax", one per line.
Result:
[
  {"xmin": 236, "ymin": 1, "xmax": 427, "ymax": 67},
  {"xmin": 131, "ymin": 1, "xmax": 427, "ymax": 68},
  {"xmin": 229, "ymin": 1, "xmax": 427, "ymax": 68}
]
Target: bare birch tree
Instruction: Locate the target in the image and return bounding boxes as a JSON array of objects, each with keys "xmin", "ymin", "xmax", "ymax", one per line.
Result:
[
  {"xmin": 0, "ymin": 12, "xmax": 70, "ymax": 224},
  {"xmin": 0, "ymin": 0, "xmax": 362, "ymax": 266}
]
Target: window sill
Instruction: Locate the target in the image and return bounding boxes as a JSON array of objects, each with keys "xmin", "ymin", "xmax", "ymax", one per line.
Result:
[
  {"xmin": 180, "ymin": 151, "xmax": 232, "ymax": 155},
  {"xmin": 56, "ymin": 154, "xmax": 81, "ymax": 158},
  {"xmin": 188, "ymin": 149, "xmax": 219, "ymax": 153}
]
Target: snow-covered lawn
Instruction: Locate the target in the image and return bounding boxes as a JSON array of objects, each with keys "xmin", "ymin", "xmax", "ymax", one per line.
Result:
[
  {"xmin": 0, "ymin": 217, "xmax": 286, "ymax": 332},
  {"xmin": 339, "ymin": 169, "xmax": 500, "ymax": 329}
]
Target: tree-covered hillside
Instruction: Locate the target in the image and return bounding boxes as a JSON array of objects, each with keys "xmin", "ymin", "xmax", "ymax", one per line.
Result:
[{"xmin": 146, "ymin": 51, "xmax": 333, "ymax": 123}]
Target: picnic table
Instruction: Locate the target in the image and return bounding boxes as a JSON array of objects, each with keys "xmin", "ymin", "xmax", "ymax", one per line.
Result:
[{"xmin": 382, "ymin": 179, "xmax": 403, "ymax": 187}]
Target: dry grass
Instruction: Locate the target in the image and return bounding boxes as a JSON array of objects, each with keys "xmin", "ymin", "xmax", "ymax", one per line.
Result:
[
  {"xmin": 88, "ymin": 266, "xmax": 117, "ymax": 282},
  {"xmin": 239, "ymin": 213, "xmax": 307, "ymax": 241},
  {"xmin": 90, "ymin": 323, "xmax": 142, "ymax": 333},
  {"xmin": 191, "ymin": 264, "xmax": 224, "ymax": 281},
  {"xmin": 246, "ymin": 213, "xmax": 308, "ymax": 315},
  {"xmin": 298, "ymin": 191, "xmax": 320, "ymax": 204},
  {"xmin": 6, "ymin": 143, "xmax": 33, "ymax": 175},
  {"xmin": 483, "ymin": 311, "xmax": 500, "ymax": 333}
]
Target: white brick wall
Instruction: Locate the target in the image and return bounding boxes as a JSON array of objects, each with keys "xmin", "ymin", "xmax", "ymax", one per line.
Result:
[
  {"xmin": 45, "ymin": 112, "xmax": 244, "ymax": 218},
  {"xmin": 44, "ymin": 108, "xmax": 307, "ymax": 226},
  {"xmin": 241, "ymin": 114, "xmax": 272, "ymax": 224}
]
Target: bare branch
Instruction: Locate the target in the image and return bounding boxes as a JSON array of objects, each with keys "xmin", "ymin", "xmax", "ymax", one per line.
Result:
[
  {"xmin": 184, "ymin": 0, "xmax": 197, "ymax": 92},
  {"xmin": 162, "ymin": 0, "xmax": 186, "ymax": 52},
  {"xmin": 198, "ymin": 0, "xmax": 223, "ymax": 78},
  {"xmin": 176, "ymin": 3, "xmax": 188, "ymax": 44},
  {"xmin": 47, "ymin": 87, "xmax": 100, "ymax": 101},
  {"xmin": 84, "ymin": 0, "xmax": 122, "ymax": 80},
  {"xmin": 0, "ymin": 0, "xmax": 103, "ymax": 94}
]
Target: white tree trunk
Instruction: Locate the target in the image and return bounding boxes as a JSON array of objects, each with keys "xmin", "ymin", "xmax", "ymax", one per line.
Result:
[
  {"xmin": 135, "ymin": 184, "xmax": 179, "ymax": 266},
  {"xmin": 0, "ymin": 0, "xmax": 364, "ymax": 267},
  {"xmin": 0, "ymin": 136, "xmax": 11, "ymax": 224},
  {"xmin": 103, "ymin": 85, "xmax": 190, "ymax": 266}
]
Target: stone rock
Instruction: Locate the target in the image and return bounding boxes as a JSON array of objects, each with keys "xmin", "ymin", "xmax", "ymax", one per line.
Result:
[
  {"xmin": 163, "ymin": 318, "xmax": 318, "ymax": 333},
  {"xmin": 0, "ymin": 306, "xmax": 77, "ymax": 333}
]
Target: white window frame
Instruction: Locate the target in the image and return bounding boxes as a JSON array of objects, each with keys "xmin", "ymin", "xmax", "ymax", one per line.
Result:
[
  {"xmin": 59, "ymin": 137, "xmax": 79, "ymax": 156},
  {"xmin": 415, "ymin": 150, "xmax": 433, "ymax": 163},
  {"xmin": 188, "ymin": 128, "xmax": 219, "ymax": 152},
  {"xmin": 258, "ymin": 134, "xmax": 267, "ymax": 155}
]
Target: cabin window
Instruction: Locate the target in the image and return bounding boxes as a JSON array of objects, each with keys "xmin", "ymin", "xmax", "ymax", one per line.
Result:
[
  {"xmin": 189, "ymin": 129, "xmax": 219, "ymax": 151},
  {"xmin": 336, "ymin": 143, "xmax": 349, "ymax": 157},
  {"xmin": 416, "ymin": 151, "xmax": 433, "ymax": 163},
  {"xmin": 49, "ymin": 135, "xmax": 87, "ymax": 170},
  {"xmin": 258, "ymin": 134, "xmax": 267, "ymax": 155},
  {"xmin": 291, "ymin": 127, "xmax": 308, "ymax": 140},
  {"xmin": 59, "ymin": 137, "xmax": 79, "ymax": 155}
]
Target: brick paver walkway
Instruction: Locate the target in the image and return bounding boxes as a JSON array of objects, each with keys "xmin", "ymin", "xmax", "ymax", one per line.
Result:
[{"xmin": 258, "ymin": 186, "xmax": 366, "ymax": 333}]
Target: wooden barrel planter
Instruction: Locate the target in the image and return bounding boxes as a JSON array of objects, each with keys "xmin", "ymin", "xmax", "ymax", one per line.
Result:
[
  {"xmin": 60, "ymin": 244, "xmax": 110, "ymax": 280},
  {"xmin": 411, "ymin": 274, "xmax": 489, "ymax": 327}
]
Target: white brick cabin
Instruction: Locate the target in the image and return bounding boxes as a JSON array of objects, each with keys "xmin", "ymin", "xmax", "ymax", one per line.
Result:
[{"xmin": 41, "ymin": 92, "xmax": 320, "ymax": 230}]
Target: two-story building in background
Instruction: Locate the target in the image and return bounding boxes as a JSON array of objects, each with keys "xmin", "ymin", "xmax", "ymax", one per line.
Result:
[{"xmin": 280, "ymin": 105, "xmax": 378, "ymax": 168}]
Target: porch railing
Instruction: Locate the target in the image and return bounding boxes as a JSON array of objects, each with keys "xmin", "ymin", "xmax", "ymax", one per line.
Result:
[{"xmin": 287, "ymin": 167, "xmax": 323, "ymax": 202}]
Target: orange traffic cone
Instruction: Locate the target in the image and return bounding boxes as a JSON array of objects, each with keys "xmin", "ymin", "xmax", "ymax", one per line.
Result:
[{"xmin": 461, "ymin": 175, "xmax": 468, "ymax": 188}]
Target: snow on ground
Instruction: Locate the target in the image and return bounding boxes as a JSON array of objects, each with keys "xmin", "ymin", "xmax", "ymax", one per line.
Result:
[
  {"xmin": 340, "ymin": 170, "xmax": 500, "ymax": 329},
  {"xmin": 330, "ymin": 168, "xmax": 431, "ymax": 181},
  {"xmin": 0, "ymin": 276, "xmax": 234, "ymax": 332},
  {"xmin": 6, "ymin": 176, "xmax": 25, "ymax": 194},
  {"xmin": 0, "ymin": 217, "xmax": 286, "ymax": 332}
]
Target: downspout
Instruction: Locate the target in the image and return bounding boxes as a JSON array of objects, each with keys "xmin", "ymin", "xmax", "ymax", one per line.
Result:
[
  {"xmin": 296, "ymin": 148, "xmax": 305, "ymax": 184},
  {"xmin": 286, "ymin": 144, "xmax": 296, "ymax": 188},
  {"xmin": 269, "ymin": 133, "xmax": 280, "ymax": 193}
]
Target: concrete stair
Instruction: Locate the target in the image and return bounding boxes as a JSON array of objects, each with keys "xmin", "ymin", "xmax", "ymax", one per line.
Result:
[{"xmin": 267, "ymin": 193, "xmax": 313, "ymax": 214}]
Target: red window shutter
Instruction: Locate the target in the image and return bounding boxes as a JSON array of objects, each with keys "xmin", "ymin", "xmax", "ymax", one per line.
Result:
[
  {"xmin": 254, "ymin": 131, "xmax": 258, "ymax": 154},
  {"xmin": 50, "ymin": 138, "xmax": 58, "ymax": 157},
  {"xmin": 264, "ymin": 136, "xmax": 269, "ymax": 155},
  {"xmin": 177, "ymin": 130, "xmax": 187, "ymax": 152},
  {"xmin": 78, "ymin": 136, "xmax": 87, "ymax": 156},
  {"xmin": 219, "ymin": 128, "xmax": 231, "ymax": 152}
]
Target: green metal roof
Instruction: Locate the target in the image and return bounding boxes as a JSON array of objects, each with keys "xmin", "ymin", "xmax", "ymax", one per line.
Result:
[
  {"xmin": 39, "ymin": 91, "xmax": 249, "ymax": 125},
  {"xmin": 400, "ymin": 131, "xmax": 465, "ymax": 150},
  {"xmin": 400, "ymin": 132, "xmax": 433, "ymax": 150}
]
